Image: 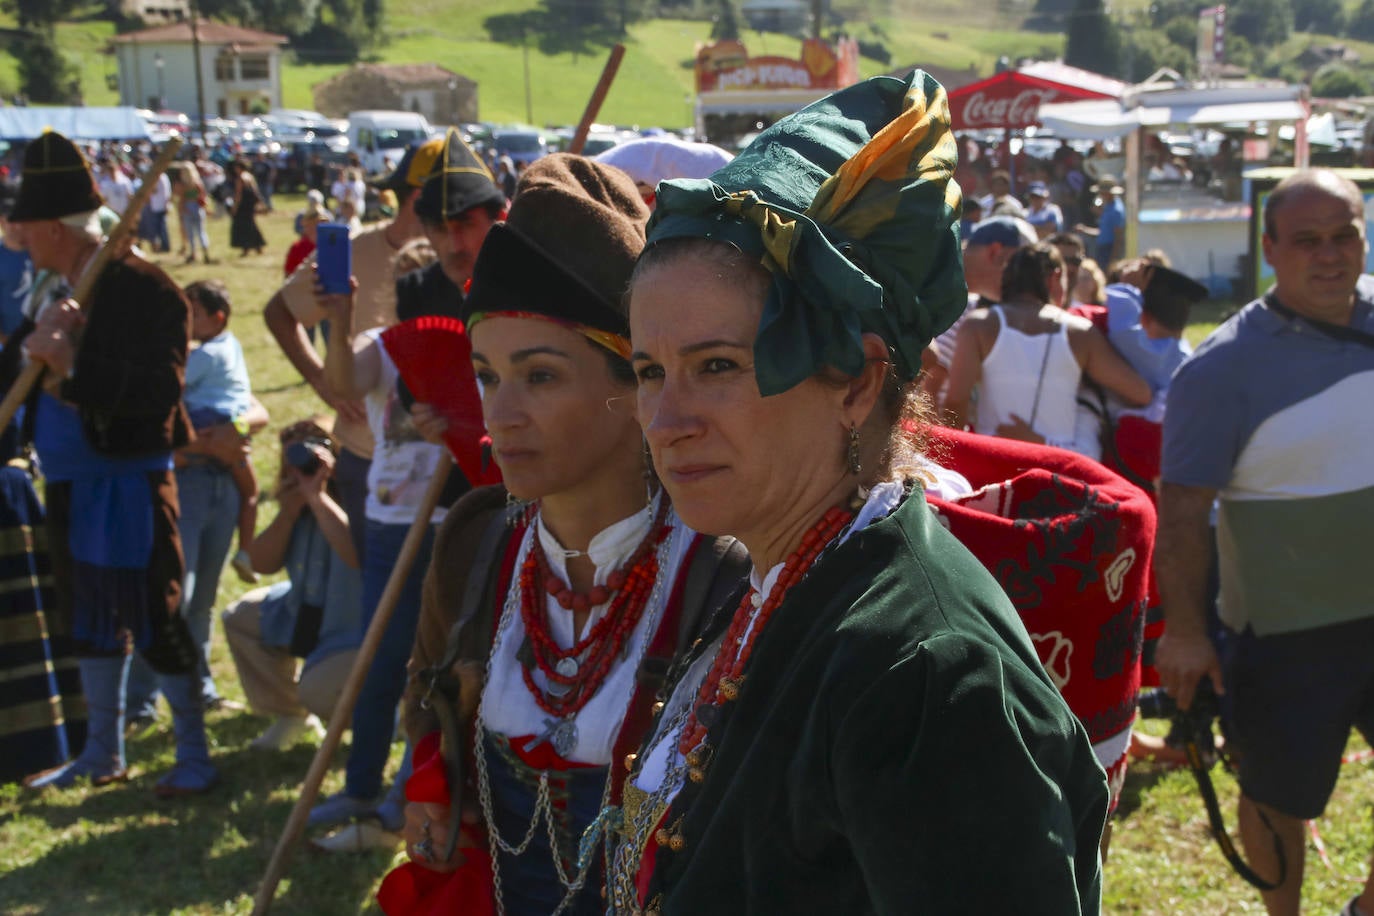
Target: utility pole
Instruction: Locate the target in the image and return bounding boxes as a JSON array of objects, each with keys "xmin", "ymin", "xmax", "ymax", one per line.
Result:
[
  {"xmin": 523, "ymin": 29, "xmax": 533, "ymax": 124},
  {"xmin": 811, "ymin": 0, "xmax": 823, "ymax": 39},
  {"xmin": 188, "ymin": 0, "xmax": 208, "ymax": 147}
]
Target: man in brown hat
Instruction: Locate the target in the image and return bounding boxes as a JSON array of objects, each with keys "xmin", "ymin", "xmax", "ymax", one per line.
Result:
[
  {"xmin": 13, "ymin": 130, "xmax": 217, "ymax": 795},
  {"xmin": 263, "ymin": 136, "xmax": 441, "ymax": 563}
]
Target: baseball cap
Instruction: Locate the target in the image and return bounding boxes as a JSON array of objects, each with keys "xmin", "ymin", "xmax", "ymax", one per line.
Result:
[
  {"xmin": 964, "ymin": 216, "xmax": 1037, "ymax": 249},
  {"xmin": 1027, "ymin": 181, "xmax": 1049, "ymax": 197},
  {"xmin": 1092, "ymin": 176, "xmax": 1124, "ymax": 195},
  {"xmin": 373, "ymin": 136, "xmax": 445, "ymax": 194}
]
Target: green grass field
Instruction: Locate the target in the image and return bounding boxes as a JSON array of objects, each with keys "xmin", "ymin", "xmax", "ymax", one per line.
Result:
[{"xmin": 1, "ymin": 197, "xmax": 1373, "ymax": 913}]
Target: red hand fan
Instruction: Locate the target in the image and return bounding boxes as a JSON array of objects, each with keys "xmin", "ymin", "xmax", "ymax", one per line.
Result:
[{"xmin": 380, "ymin": 315, "xmax": 502, "ymax": 487}]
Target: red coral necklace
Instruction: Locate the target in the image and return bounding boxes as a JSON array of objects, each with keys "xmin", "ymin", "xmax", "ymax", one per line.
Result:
[
  {"xmin": 518, "ymin": 499, "xmax": 671, "ymax": 720},
  {"xmin": 677, "ymin": 505, "xmax": 853, "ymax": 780}
]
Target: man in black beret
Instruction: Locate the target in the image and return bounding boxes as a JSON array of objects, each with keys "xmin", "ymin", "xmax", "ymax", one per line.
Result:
[
  {"xmin": 14, "ymin": 130, "xmax": 217, "ymax": 796},
  {"xmin": 405, "ymin": 127, "xmax": 506, "ymax": 318}
]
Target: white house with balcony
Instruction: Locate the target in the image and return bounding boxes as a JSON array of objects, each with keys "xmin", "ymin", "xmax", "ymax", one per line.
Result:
[{"xmin": 110, "ymin": 19, "xmax": 287, "ymax": 118}]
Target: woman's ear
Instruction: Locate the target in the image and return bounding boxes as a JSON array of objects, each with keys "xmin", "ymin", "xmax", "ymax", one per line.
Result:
[{"xmin": 842, "ymin": 333, "xmax": 889, "ymax": 426}]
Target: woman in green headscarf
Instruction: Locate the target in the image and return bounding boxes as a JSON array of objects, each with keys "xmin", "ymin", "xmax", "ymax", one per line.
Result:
[{"xmin": 608, "ymin": 71, "xmax": 1108, "ymax": 915}]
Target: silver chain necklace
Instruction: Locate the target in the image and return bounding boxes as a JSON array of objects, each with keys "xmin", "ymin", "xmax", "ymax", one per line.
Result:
[{"xmin": 473, "ymin": 516, "xmax": 678, "ymax": 916}]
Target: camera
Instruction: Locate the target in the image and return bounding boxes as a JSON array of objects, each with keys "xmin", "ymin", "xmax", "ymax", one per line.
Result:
[
  {"xmin": 284, "ymin": 437, "xmax": 329, "ymax": 476},
  {"xmin": 1137, "ymin": 678, "xmax": 1221, "ymax": 764}
]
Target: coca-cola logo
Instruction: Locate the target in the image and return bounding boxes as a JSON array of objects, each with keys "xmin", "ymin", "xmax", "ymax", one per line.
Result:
[{"xmin": 959, "ymin": 88, "xmax": 1058, "ymax": 128}]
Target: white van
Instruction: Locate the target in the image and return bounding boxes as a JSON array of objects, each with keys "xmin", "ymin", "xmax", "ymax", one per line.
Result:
[{"xmin": 347, "ymin": 110, "xmax": 434, "ymax": 176}]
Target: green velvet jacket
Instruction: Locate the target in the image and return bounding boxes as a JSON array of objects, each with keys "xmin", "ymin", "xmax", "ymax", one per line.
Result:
[{"xmin": 648, "ymin": 490, "xmax": 1108, "ymax": 915}]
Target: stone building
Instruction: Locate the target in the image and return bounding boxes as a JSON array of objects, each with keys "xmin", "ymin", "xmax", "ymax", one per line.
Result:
[{"xmin": 313, "ymin": 63, "xmax": 478, "ymax": 125}]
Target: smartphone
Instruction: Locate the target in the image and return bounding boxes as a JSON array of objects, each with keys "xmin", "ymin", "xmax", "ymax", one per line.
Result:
[{"xmin": 315, "ymin": 223, "xmax": 352, "ymax": 295}]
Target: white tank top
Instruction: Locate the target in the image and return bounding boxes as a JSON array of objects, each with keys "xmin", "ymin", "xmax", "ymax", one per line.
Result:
[{"xmin": 974, "ymin": 307, "xmax": 1083, "ymax": 451}]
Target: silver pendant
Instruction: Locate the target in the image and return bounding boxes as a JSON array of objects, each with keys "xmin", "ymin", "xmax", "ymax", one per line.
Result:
[
  {"xmin": 546, "ymin": 656, "xmax": 579, "ymax": 697},
  {"xmin": 552, "ymin": 717, "xmax": 578, "ymax": 757}
]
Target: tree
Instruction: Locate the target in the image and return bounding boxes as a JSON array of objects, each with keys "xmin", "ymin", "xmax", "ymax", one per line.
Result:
[
  {"xmin": 1224, "ymin": 33, "xmax": 1256, "ymax": 71},
  {"xmin": 1349, "ymin": 0, "xmax": 1374, "ymax": 40},
  {"xmin": 1295, "ymin": 0, "xmax": 1346, "ymax": 34},
  {"xmin": 1312, "ymin": 62, "xmax": 1370, "ymax": 96},
  {"xmin": 711, "ymin": 0, "xmax": 741, "ymax": 40},
  {"xmin": 362, "ymin": 0, "xmax": 383, "ymax": 34},
  {"xmin": 0, "ymin": 0, "xmax": 83, "ymax": 103},
  {"xmin": 1162, "ymin": 15, "xmax": 1198, "ymax": 51},
  {"xmin": 1123, "ymin": 28, "xmax": 1193, "ymax": 82},
  {"xmin": 1032, "ymin": 0, "xmax": 1075, "ymax": 14},
  {"xmin": 1065, "ymin": 0, "xmax": 1122, "ymax": 78},
  {"xmin": 256, "ymin": 0, "xmax": 322, "ymax": 36},
  {"xmin": 1147, "ymin": 0, "xmax": 1196, "ymax": 28},
  {"xmin": 13, "ymin": 31, "xmax": 80, "ymax": 103},
  {"xmin": 2, "ymin": 0, "xmax": 83, "ymax": 27},
  {"xmin": 1229, "ymin": 0, "xmax": 1293, "ymax": 46}
]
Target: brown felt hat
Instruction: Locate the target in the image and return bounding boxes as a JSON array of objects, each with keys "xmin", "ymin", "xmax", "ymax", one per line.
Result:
[
  {"xmin": 463, "ymin": 152, "xmax": 649, "ymax": 334},
  {"xmin": 11, "ymin": 130, "xmax": 103, "ymax": 223}
]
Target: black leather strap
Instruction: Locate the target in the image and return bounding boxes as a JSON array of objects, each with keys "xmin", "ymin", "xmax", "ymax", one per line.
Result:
[
  {"xmin": 1185, "ymin": 738, "xmax": 1285, "ymax": 891},
  {"xmin": 1264, "ymin": 293, "xmax": 1374, "ymax": 349},
  {"xmin": 429, "ymin": 508, "xmax": 512, "ymax": 686}
]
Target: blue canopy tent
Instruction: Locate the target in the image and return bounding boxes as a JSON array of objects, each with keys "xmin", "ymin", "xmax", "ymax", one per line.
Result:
[{"xmin": 0, "ymin": 107, "xmax": 150, "ymax": 141}]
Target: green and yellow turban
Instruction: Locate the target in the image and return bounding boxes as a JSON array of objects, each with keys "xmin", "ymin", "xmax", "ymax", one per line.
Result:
[{"xmin": 647, "ymin": 70, "xmax": 966, "ymax": 396}]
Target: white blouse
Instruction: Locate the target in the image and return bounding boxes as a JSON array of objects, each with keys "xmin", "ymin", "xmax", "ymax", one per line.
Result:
[{"xmin": 479, "ymin": 493, "xmax": 695, "ymax": 766}]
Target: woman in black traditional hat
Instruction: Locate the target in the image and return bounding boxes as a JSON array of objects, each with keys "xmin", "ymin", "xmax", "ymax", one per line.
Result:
[
  {"xmin": 610, "ymin": 72, "xmax": 1107, "ymax": 914},
  {"xmin": 374, "ymin": 154, "xmax": 746, "ymax": 916}
]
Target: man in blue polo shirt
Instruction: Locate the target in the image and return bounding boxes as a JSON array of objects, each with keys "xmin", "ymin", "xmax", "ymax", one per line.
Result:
[
  {"xmin": 1076, "ymin": 178, "xmax": 1125, "ymax": 268},
  {"xmin": 1155, "ymin": 168, "xmax": 1374, "ymax": 916}
]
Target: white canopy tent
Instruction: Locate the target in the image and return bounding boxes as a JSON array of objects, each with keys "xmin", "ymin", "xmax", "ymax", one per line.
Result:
[
  {"xmin": 1036, "ymin": 81, "xmax": 1310, "ymax": 260},
  {"xmin": 1037, "ymin": 85, "xmax": 1308, "ymax": 139}
]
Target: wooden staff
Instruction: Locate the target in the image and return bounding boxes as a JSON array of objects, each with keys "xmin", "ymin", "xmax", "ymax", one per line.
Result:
[
  {"xmin": 0, "ymin": 136, "xmax": 183, "ymax": 430},
  {"xmin": 253, "ymin": 43, "xmax": 631, "ymax": 914},
  {"xmin": 252, "ymin": 451, "xmax": 453, "ymax": 916},
  {"xmin": 569, "ymin": 43, "xmax": 626, "ymax": 156}
]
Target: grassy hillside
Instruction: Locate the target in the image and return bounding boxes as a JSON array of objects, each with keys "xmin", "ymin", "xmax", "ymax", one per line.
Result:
[
  {"xmin": 22, "ymin": 0, "xmax": 1065, "ymax": 128},
  {"xmin": 0, "ymin": 18, "xmax": 122, "ymax": 106},
  {"xmin": 26, "ymin": 2, "xmax": 1371, "ymax": 131}
]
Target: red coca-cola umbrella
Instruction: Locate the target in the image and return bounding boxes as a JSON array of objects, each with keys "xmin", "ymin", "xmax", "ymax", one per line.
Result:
[{"xmin": 948, "ymin": 69, "xmax": 1116, "ymax": 132}]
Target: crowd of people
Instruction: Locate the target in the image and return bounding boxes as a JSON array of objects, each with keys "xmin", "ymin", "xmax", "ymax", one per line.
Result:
[{"xmin": 0, "ymin": 67, "xmax": 1371, "ymax": 916}]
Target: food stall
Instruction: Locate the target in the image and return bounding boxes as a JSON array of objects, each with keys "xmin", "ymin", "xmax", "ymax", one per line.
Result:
[
  {"xmin": 693, "ymin": 37, "xmax": 859, "ymax": 148},
  {"xmin": 1038, "ymin": 80, "xmax": 1309, "ymax": 294}
]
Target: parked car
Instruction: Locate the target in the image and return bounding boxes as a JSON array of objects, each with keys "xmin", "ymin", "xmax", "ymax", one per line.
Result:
[
  {"xmin": 277, "ymin": 139, "xmax": 349, "ymax": 192},
  {"xmin": 490, "ymin": 127, "xmax": 548, "ymax": 166},
  {"xmin": 348, "ymin": 110, "xmax": 433, "ymax": 176}
]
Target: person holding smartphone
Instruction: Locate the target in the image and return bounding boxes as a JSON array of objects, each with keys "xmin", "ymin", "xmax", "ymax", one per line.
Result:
[
  {"xmin": 221, "ymin": 418, "xmax": 363, "ymax": 753},
  {"xmin": 262, "ymin": 141, "xmax": 437, "ymax": 566}
]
